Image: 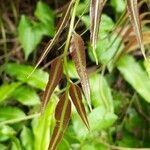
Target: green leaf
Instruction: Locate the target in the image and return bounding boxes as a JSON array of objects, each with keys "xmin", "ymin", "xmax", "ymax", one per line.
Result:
[
  {"xmin": 4, "ymin": 63, "xmax": 48, "ymax": 90},
  {"xmin": 76, "ymin": 1, "xmax": 89, "ymax": 16},
  {"xmin": 117, "ymin": 55, "xmax": 150, "ymax": 103},
  {"xmin": 18, "ymin": 1, "xmax": 55, "ymax": 60},
  {"xmin": 0, "ymin": 82, "xmax": 20, "ymax": 103},
  {"xmin": 82, "ymin": 14, "xmax": 123, "ymax": 70},
  {"xmin": 144, "ymin": 58, "xmax": 150, "ymax": 78},
  {"xmin": 110, "ymin": 0, "xmax": 125, "ymax": 13},
  {"xmin": 0, "ymin": 106, "xmax": 26, "ymax": 122},
  {"xmin": 33, "ymin": 96, "xmax": 56, "ymax": 150},
  {"xmin": 34, "ymin": 1, "xmax": 55, "ymax": 36},
  {"xmin": 88, "ymin": 106, "xmax": 117, "ymax": 131},
  {"xmin": 88, "ymin": 33, "xmax": 123, "ymax": 68},
  {"xmin": 57, "ymin": 138, "xmax": 70, "ymax": 150},
  {"xmin": 81, "ymin": 143, "xmax": 108, "ymax": 150},
  {"xmin": 18, "ymin": 15, "xmax": 43, "ymax": 59},
  {"xmin": 89, "ymin": 73, "xmax": 114, "ymax": 112},
  {"xmin": 0, "ymin": 125, "xmax": 16, "ymax": 142},
  {"xmin": 0, "ymin": 144, "xmax": 7, "ymax": 150},
  {"xmin": 12, "ymin": 86, "xmax": 40, "ymax": 106},
  {"xmin": 11, "ymin": 137, "xmax": 22, "ymax": 150},
  {"xmin": 20, "ymin": 126, "xmax": 34, "ymax": 150},
  {"xmin": 72, "ymin": 106, "xmax": 117, "ymax": 139}
]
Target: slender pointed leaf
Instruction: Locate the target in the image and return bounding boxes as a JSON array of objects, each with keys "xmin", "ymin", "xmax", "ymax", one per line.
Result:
[
  {"xmin": 42, "ymin": 57, "xmax": 63, "ymax": 112},
  {"xmin": 20, "ymin": 126, "xmax": 34, "ymax": 150},
  {"xmin": 0, "ymin": 82, "xmax": 21, "ymax": 103},
  {"xmin": 0, "ymin": 106, "xmax": 26, "ymax": 122},
  {"xmin": 32, "ymin": 1, "xmax": 74, "ymax": 73},
  {"xmin": 12, "ymin": 86, "xmax": 40, "ymax": 106},
  {"xmin": 70, "ymin": 33, "xmax": 91, "ymax": 110},
  {"xmin": 56, "ymin": 2, "xmax": 72, "ymax": 31},
  {"xmin": 69, "ymin": 84, "xmax": 89, "ymax": 129},
  {"xmin": 90, "ymin": 0, "xmax": 107, "ymax": 63},
  {"xmin": 49, "ymin": 93, "xmax": 71, "ymax": 150},
  {"xmin": 4, "ymin": 63, "xmax": 48, "ymax": 90},
  {"xmin": 127, "ymin": 0, "xmax": 146, "ymax": 58}
]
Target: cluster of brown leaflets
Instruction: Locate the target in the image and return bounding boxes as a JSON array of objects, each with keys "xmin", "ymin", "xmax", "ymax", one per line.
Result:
[
  {"xmin": 48, "ymin": 83, "xmax": 90, "ymax": 149},
  {"xmin": 38, "ymin": 0, "xmax": 149, "ymax": 149}
]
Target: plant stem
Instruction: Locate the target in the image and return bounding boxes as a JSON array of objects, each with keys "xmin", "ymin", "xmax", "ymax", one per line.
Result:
[
  {"xmin": 0, "ymin": 113, "xmax": 40, "ymax": 126},
  {"xmin": 63, "ymin": 0, "xmax": 80, "ymax": 79}
]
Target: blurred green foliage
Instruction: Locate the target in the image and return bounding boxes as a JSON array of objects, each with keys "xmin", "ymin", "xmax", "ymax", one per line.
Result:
[{"xmin": 0, "ymin": 0, "xmax": 150, "ymax": 150}]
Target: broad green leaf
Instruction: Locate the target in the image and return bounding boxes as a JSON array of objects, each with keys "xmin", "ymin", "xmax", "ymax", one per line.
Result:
[
  {"xmin": 88, "ymin": 106, "xmax": 117, "ymax": 132},
  {"xmin": 117, "ymin": 55, "xmax": 150, "ymax": 103},
  {"xmin": 49, "ymin": 93, "xmax": 71, "ymax": 150},
  {"xmin": 72, "ymin": 106, "xmax": 117, "ymax": 140},
  {"xmin": 0, "ymin": 82, "xmax": 20, "ymax": 103},
  {"xmin": 0, "ymin": 125, "xmax": 16, "ymax": 142},
  {"xmin": 70, "ymin": 33, "xmax": 91, "ymax": 110},
  {"xmin": 11, "ymin": 137, "xmax": 22, "ymax": 150},
  {"xmin": 90, "ymin": 0, "xmax": 107, "ymax": 64},
  {"xmin": 89, "ymin": 73, "xmax": 114, "ymax": 112},
  {"xmin": 81, "ymin": 144, "xmax": 96, "ymax": 150},
  {"xmin": 20, "ymin": 126, "xmax": 34, "ymax": 150},
  {"xmin": 4, "ymin": 63, "xmax": 48, "ymax": 90},
  {"xmin": 69, "ymin": 84, "xmax": 89, "ymax": 129},
  {"xmin": 33, "ymin": 97, "xmax": 56, "ymax": 150},
  {"xmin": 0, "ymin": 106, "xmax": 26, "ymax": 122},
  {"xmin": 18, "ymin": 1, "xmax": 55, "ymax": 59},
  {"xmin": 127, "ymin": 0, "xmax": 146, "ymax": 58},
  {"xmin": 42, "ymin": 57, "xmax": 63, "ymax": 111},
  {"xmin": 110, "ymin": 0, "xmax": 125, "ymax": 13},
  {"xmin": 12, "ymin": 86, "xmax": 40, "ymax": 106},
  {"xmin": 34, "ymin": 1, "xmax": 55, "ymax": 36},
  {"xmin": 0, "ymin": 144, "xmax": 7, "ymax": 150},
  {"xmin": 144, "ymin": 58, "xmax": 150, "ymax": 78},
  {"xmin": 18, "ymin": 15, "xmax": 43, "ymax": 59}
]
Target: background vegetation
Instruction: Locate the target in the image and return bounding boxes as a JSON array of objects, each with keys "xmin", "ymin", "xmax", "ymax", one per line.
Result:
[{"xmin": 0, "ymin": 0, "xmax": 150, "ymax": 149}]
